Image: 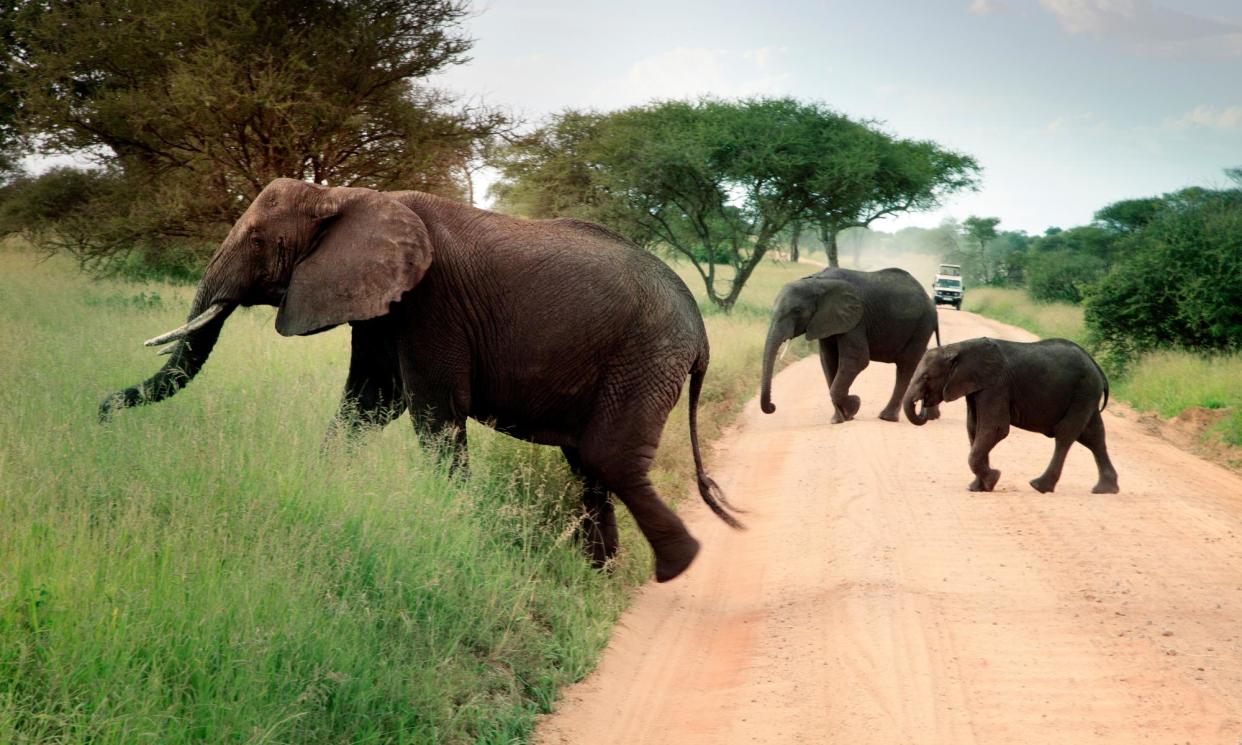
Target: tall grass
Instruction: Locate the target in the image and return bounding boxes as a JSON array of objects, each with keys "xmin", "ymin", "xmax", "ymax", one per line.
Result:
[
  {"xmin": 0, "ymin": 245, "xmax": 809, "ymax": 743},
  {"xmin": 1114, "ymin": 351, "xmax": 1242, "ymax": 446},
  {"xmin": 963, "ymin": 287, "xmax": 1087, "ymax": 345},
  {"xmin": 964, "ymin": 286, "xmax": 1242, "ymax": 447}
]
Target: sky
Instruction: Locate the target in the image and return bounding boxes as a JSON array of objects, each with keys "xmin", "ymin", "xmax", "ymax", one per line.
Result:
[{"xmin": 430, "ymin": 0, "xmax": 1242, "ymax": 235}]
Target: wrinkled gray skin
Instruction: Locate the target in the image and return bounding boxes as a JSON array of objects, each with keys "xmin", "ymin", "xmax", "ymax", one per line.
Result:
[
  {"xmin": 99, "ymin": 178, "xmax": 743, "ymax": 582},
  {"xmin": 760, "ymin": 267, "xmax": 940, "ymax": 424},
  {"xmin": 903, "ymin": 337, "xmax": 1120, "ymax": 494}
]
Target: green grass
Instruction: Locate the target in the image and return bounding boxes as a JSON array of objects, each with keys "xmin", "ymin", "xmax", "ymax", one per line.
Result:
[
  {"xmin": 963, "ymin": 287, "xmax": 1087, "ymax": 345},
  {"xmin": 0, "ymin": 244, "xmax": 809, "ymax": 744},
  {"xmin": 1112, "ymin": 351, "xmax": 1242, "ymax": 446},
  {"xmin": 964, "ymin": 286, "xmax": 1242, "ymax": 448}
]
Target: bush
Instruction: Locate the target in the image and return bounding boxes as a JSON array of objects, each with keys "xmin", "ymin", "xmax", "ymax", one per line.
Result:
[
  {"xmin": 1025, "ymin": 249, "xmax": 1106, "ymax": 304},
  {"xmin": 1086, "ymin": 190, "xmax": 1242, "ymax": 359},
  {"xmin": 0, "ymin": 167, "xmax": 217, "ymax": 282}
]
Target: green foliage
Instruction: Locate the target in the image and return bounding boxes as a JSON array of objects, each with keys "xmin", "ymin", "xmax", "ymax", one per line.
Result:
[
  {"xmin": 1026, "ymin": 250, "xmax": 1106, "ymax": 303},
  {"xmin": 4, "ymin": 0, "xmax": 503, "ymax": 274},
  {"xmin": 490, "ymin": 97, "xmax": 977, "ymax": 310},
  {"xmin": 1094, "ymin": 197, "xmax": 1163, "ymax": 233},
  {"xmin": 813, "ymin": 139, "xmax": 978, "ymax": 266},
  {"xmin": 1085, "ymin": 186, "xmax": 1242, "ymax": 359},
  {"xmin": 0, "ymin": 167, "xmax": 214, "ymax": 280},
  {"xmin": 0, "ymin": 3, "xmax": 18, "ymax": 183}
]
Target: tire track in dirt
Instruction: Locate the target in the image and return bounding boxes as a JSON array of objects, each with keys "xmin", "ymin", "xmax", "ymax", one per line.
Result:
[{"xmin": 537, "ymin": 309, "xmax": 1242, "ymax": 744}]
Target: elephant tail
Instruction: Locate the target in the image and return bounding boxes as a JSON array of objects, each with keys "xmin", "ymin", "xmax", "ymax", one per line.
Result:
[
  {"xmin": 934, "ymin": 316, "xmax": 941, "ymax": 347},
  {"xmin": 688, "ymin": 355, "xmax": 745, "ymax": 530},
  {"xmin": 1088, "ymin": 352, "xmax": 1110, "ymax": 412}
]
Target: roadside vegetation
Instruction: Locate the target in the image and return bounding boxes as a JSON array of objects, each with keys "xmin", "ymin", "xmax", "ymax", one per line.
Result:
[{"xmin": 0, "ymin": 243, "xmax": 810, "ymax": 743}]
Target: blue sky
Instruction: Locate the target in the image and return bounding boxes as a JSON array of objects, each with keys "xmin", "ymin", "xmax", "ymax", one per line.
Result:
[{"xmin": 433, "ymin": 0, "xmax": 1242, "ymax": 234}]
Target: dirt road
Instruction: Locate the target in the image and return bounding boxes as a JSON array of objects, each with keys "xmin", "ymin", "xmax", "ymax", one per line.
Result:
[{"xmin": 537, "ymin": 308, "xmax": 1242, "ymax": 745}]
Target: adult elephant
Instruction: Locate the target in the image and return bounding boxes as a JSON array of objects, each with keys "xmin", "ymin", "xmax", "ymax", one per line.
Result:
[
  {"xmin": 99, "ymin": 178, "xmax": 742, "ymax": 582},
  {"xmin": 760, "ymin": 267, "xmax": 940, "ymax": 423}
]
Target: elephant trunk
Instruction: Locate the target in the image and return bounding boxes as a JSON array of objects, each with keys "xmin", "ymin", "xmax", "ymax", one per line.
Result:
[
  {"xmin": 760, "ymin": 322, "xmax": 786, "ymax": 415},
  {"xmin": 98, "ymin": 252, "xmax": 241, "ymax": 421},
  {"xmin": 903, "ymin": 367, "xmax": 929, "ymax": 426}
]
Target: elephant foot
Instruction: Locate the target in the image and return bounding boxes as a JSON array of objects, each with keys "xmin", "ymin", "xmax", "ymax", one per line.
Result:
[
  {"xmin": 1029, "ymin": 476, "xmax": 1058, "ymax": 494},
  {"xmin": 968, "ymin": 469, "xmax": 1001, "ymax": 492},
  {"xmin": 831, "ymin": 395, "xmax": 861, "ymax": 423},
  {"xmin": 878, "ymin": 407, "xmax": 900, "ymax": 422},
  {"xmin": 1092, "ymin": 479, "xmax": 1120, "ymax": 494},
  {"xmin": 923, "ymin": 404, "xmax": 941, "ymax": 421},
  {"xmin": 653, "ymin": 533, "xmax": 701, "ymax": 583}
]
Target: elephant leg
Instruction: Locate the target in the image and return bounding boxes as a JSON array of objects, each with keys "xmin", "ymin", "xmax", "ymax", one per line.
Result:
[
  {"xmin": 563, "ymin": 446, "xmax": 619, "ymax": 569},
  {"xmin": 1078, "ymin": 412, "xmax": 1119, "ymax": 494},
  {"xmin": 817, "ymin": 340, "xmax": 838, "ymax": 389},
  {"xmin": 326, "ymin": 326, "xmax": 406, "ymax": 442},
  {"xmin": 828, "ymin": 335, "xmax": 868, "ymax": 424},
  {"xmin": 579, "ymin": 406, "xmax": 698, "ymax": 583},
  {"xmin": 409, "ymin": 404, "xmax": 468, "ymax": 473},
  {"xmin": 966, "ymin": 397, "xmax": 977, "ymax": 444},
  {"xmin": 1030, "ymin": 400, "xmax": 1096, "ymax": 493},
  {"xmin": 880, "ymin": 352, "xmax": 919, "ymax": 422},
  {"xmin": 967, "ymin": 413, "xmax": 1008, "ymax": 492}
]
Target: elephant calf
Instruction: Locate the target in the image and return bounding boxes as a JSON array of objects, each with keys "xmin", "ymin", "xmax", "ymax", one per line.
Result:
[
  {"xmin": 903, "ymin": 337, "xmax": 1120, "ymax": 494},
  {"xmin": 760, "ymin": 267, "xmax": 940, "ymax": 423}
]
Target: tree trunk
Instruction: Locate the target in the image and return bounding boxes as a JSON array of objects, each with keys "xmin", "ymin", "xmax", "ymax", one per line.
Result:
[
  {"xmin": 790, "ymin": 221, "xmax": 801, "ymax": 262},
  {"xmin": 821, "ymin": 227, "xmax": 840, "ymax": 268}
]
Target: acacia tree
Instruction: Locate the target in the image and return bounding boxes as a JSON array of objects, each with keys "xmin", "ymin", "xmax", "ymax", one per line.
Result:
[
  {"xmin": 587, "ymin": 98, "xmax": 844, "ymax": 310},
  {"xmin": 960, "ymin": 215, "xmax": 1000, "ymax": 283},
  {"xmin": 494, "ymin": 98, "xmax": 974, "ymax": 310},
  {"xmin": 5, "ymin": 0, "xmax": 505, "ymax": 272},
  {"xmin": 0, "ymin": 0, "xmax": 21, "ymax": 182},
  {"xmin": 807, "ymin": 137, "xmax": 980, "ymax": 267},
  {"xmin": 491, "ymin": 98, "xmax": 979, "ymax": 309}
]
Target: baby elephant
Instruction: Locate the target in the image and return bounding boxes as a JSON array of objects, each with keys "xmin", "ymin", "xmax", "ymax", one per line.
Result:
[{"xmin": 903, "ymin": 337, "xmax": 1120, "ymax": 494}]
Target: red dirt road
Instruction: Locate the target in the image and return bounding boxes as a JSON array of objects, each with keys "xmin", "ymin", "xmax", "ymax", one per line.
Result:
[{"xmin": 537, "ymin": 308, "xmax": 1242, "ymax": 745}]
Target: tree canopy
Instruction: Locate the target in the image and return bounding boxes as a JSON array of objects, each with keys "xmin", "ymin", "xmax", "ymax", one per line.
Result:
[
  {"xmin": 491, "ymin": 97, "xmax": 978, "ymax": 310},
  {"xmin": 3, "ymin": 0, "xmax": 505, "ymax": 274}
]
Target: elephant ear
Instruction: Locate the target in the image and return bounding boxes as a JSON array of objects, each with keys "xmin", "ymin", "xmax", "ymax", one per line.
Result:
[
  {"xmin": 276, "ymin": 188, "xmax": 433, "ymax": 337},
  {"xmin": 805, "ymin": 280, "xmax": 863, "ymax": 341},
  {"xmin": 943, "ymin": 338, "xmax": 1005, "ymax": 401}
]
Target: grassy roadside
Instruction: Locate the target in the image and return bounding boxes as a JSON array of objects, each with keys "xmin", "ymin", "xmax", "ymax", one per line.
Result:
[
  {"xmin": 0, "ymin": 245, "xmax": 807, "ymax": 744},
  {"xmin": 964, "ymin": 287, "xmax": 1242, "ymax": 449}
]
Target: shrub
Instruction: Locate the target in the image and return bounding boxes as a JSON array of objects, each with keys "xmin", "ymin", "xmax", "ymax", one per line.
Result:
[
  {"xmin": 0, "ymin": 167, "xmax": 215, "ymax": 282},
  {"xmin": 1086, "ymin": 190, "xmax": 1242, "ymax": 359},
  {"xmin": 1026, "ymin": 249, "xmax": 1106, "ymax": 304}
]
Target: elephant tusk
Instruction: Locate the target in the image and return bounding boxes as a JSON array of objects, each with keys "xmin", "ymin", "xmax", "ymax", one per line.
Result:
[
  {"xmin": 143, "ymin": 302, "xmax": 229, "ymax": 347},
  {"xmin": 778, "ymin": 340, "xmax": 790, "ymax": 362},
  {"xmin": 157, "ymin": 343, "xmax": 177, "ymax": 356}
]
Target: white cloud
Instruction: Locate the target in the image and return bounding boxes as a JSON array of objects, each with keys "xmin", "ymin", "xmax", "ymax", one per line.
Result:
[
  {"xmin": 1045, "ymin": 111, "xmax": 1101, "ymax": 132},
  {"xmin": 590, "ymin": 46, "xmax": 793, "ymax": 107},
  {"xmin": 1038, "ymin": 0, "xmax": 1242, "ymax": 57},
  {"xmin": 1165, "ymin": 104, "xmax": 1242, "ymax": 130},
  {"xmin": 968, "ymin": 0, "xmax": 1008, "ymax": 15}
]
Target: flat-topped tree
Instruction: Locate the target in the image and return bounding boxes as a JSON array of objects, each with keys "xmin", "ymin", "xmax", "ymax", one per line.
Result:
[{"xmin": 807, "ymin": 137, "xmax": 981, "ymax": 268}]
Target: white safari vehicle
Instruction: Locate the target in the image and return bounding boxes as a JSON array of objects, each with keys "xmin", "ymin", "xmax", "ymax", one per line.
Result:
[{"xmin": 932, "ymin": 263, "xmax": 963, "ymax": 310}]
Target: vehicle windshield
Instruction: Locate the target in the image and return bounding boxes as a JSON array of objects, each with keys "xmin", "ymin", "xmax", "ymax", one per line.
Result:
[
  {"xmin": 935, "ymin": 278, "xmax": 962, "ymax": 288},
  {"xmin": 938, "ymin": 265, "xmax": 961, "ymax": 276}
]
